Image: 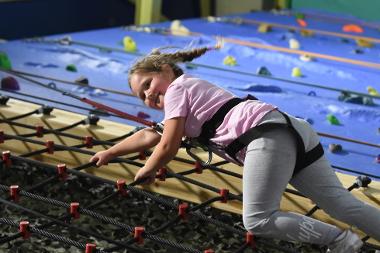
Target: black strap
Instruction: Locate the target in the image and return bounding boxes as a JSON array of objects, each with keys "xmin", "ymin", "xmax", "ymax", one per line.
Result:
[
  {"xmin": 198, "ymin": 95, "xmax": 257, "ymax": 145},
  {"xmin": 225, "ymin": 112, "xmax": 324, "ymax": 176}
]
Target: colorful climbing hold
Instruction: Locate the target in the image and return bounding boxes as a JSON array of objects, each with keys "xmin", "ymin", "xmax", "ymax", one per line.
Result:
[
  {"xmin": 123, "ymin": 36, "xmax": 137, "ymax": 52},
  {"xmin": 75, "ymin": 76, "xmax": 89, "ymax": 86},
  {"xmin": 256, "ymin": 66, "xmax": 271, "ymax": 76},
  {"xmin": 137, "ymin": 111, "xmax": 150, "ymax": 119},
  {"xmin": 296, "ymin": 19, "xmax": 307, "ymax": 27},
  {"xmin": 376, "ymin": 154, "xmax": 380, "ymax": 164},
  {"xmin": 326, "ymin": 114, "xmax": 340, "ymax": 125},
  {"xmin": 289, "ymin": 38, "xmax": 300, "ymax": 49},
  {"xmin": 342, "ymin": 24, "xmax": 363, "ymax": 33},
  {"xmin": 338, "ymin": 91, "xmax": 374, "ymax": 105},
  {"xmin": 367, "ymin": 86, "xmax": 380, "ymax": 96},
  {"xmin": 223, "ymin": 56, "xmax": 237, "ymax": 66},
  {"xmin": 300, "ymin": 54, "xmax": 314, "ymax": 62},
  {"xmin": 295, "ymin": 13, "xmax": 305, "ymax": 20},
  {"xmin": 351, "ymin": 48, "xmax": 364, "ymax": 54},
  {"xmin": 66, "ymin": 64, "xmax": 77, "ymax": 72},
  {"xmin": 1, "ymin": 76, "xmax": 20, "ymax": 91},
  {"xmin": 356, "ymin": 39, "xmax": 373, "ymax": 48},
  {"xmin": 329, "ymin": 144, "xmax": 343, "ymax": 153},
  {"xmin": 258, "ymin": 23, "xmax": 272, "ymax": 33},
  {"xmin": 0, "ymin": 52, "xmax": 12, "ymax": 70},
  {"xmin": 170, "ymin": 20, "xmax": 191, "ymax": 36},
  {"xmin": 291, "ymin": 67, "xmax": 302, "ymax": 77},
  {"xmin": 300, "ymin": 29, "xmax": 314, "ymax": 37},
  {"xmin": 90, "ymin": 88, "xmax": 106, "ymax": 96}
]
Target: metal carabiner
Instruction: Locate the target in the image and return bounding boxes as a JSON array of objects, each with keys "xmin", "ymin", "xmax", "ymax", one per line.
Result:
[{"xmin": 184, "ymin": 138, "xmax": 213, "ymax": 166}]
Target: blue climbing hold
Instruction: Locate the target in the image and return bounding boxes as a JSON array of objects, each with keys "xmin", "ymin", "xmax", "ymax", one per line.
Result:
[{"xmin": 137, "ymin": 111, "xmax": 150, "ymax": 119}]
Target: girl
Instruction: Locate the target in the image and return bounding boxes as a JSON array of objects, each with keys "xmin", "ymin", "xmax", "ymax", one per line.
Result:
[{"xmin": 90, "ymin": 47, "xmax": 380, "ymax": 252}]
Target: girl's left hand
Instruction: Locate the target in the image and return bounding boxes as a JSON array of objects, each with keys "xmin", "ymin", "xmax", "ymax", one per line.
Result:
[{"xmin": 134, "ymin": 166, "xmax": 157, "ymax": 185}]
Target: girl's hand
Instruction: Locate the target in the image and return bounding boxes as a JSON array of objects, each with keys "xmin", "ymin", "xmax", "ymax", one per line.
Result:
[
  {"xmin": 134, "ymin": 166, "xmax": 157, "ymax": 185},
  {"xmin": 89, "ymin": 150, "xmax": 114, "ymax": 166}
]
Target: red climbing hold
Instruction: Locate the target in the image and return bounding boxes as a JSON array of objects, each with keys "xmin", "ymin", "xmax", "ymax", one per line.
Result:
[
  {"xmin": 1, "ymin": 76, "xmax": 20, "ymax": 91},
  {"xmin": 342, "ymin": 24, "xmax": 363, "ymax": 33}
]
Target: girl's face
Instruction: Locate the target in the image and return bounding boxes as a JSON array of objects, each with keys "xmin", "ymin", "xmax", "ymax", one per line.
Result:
[{"xmin": 130, "ymin": 65, "xmax": 175, "ymax": 110}]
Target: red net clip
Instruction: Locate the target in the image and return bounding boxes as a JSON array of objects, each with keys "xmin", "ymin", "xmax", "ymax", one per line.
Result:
[
  {"xmin": 178, "ymin": 202, "xmax": 189, "ymax": 220},
  {"xmin": 85, "ymin": 243, "xmax": 96, "ymax": 253},
  {"xmin": 19, "ymin": 221, "xmax": 30, "ymax": 239},
  {"xmin": 219, "ymin": 188, "xmax": 229, "ymax": 203},
  {"xmin": 2, "ymin": 151, "xmax": 11, "ymax": 167},
  {"xmin": 83, "ymin": 136, "xmax": 93, "ymax": 148},
  {"xmin": 204, "ymin": 249, "xmax": 214, "ymax": 253},
  {"xmin": 57, "ymin": 164, "xmax": 68, "ymax": 181},
  {"xmin": 0, "ymin": 130, "xmax": 4, "ymax": 143},
  {"xmin": 10, "ymin": 185, "xmax": 19, "ymax": 202},
  {"xmin": 138, "ymin": 151, "xmax": 146, "ymax": 160},
  {"xmin": 155, "ymin": 168, "xmax": 167, "ymax": 181},
  {"xmin": 195, "ymin": 161, "xmax": 203, "ymax": 174},
  {"xmin": 35, "ymin": 125, "xmax": 44, "ymax": 138},
  {"xmin": 70, "ymin": 202, "xmax": 80, "ymax": 219},
  {"xmin": 116, "ymin": 179, "xmax": 127, "ymax": 196},
  {"xmin": 246, "ymin": 232, "xmax": 255, "ymax": 248},
  {"xmin": 134, "ymin": 227, "xmax": 145, "ymax": 244},
  {"xmin": 45, "ymin": 140, "xmax": 54, "ymax": 154}
]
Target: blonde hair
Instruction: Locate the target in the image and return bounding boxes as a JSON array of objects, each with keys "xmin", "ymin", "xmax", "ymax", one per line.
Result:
[{"xmin": 128, "ymin": 47, "xmax": 209, "ymax": 85}]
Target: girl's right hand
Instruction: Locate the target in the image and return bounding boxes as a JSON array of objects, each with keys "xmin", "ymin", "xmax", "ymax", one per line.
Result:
[{"xmin": 89, "ymin": 150, "xmax": 114, "ymax": 167}]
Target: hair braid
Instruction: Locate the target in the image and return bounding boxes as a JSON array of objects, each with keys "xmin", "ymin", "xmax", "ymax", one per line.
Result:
[{"xmin": 128, "ymin": 47, "xmax": 209, "ymax": 82}]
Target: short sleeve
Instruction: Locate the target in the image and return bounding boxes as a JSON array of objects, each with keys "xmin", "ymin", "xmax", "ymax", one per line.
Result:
[{"xmin": 164, "ymin": 84, "xmax": 189, "ymax": 121}]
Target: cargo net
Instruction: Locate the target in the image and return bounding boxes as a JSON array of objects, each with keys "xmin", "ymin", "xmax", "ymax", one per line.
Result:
[{"xmin": 0, "ymin": 101, "xmax": 378, "ymax": 253}]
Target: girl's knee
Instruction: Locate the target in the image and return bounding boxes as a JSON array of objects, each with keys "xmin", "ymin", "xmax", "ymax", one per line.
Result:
[{"xmin": 243, "ymin": 210, "xmax": 277, "ymax": 235}]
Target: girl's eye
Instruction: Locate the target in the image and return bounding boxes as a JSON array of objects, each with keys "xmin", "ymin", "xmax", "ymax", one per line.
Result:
[{"xmin": 144, "ymin": 80, "xmax": 151, "ymax": 90}]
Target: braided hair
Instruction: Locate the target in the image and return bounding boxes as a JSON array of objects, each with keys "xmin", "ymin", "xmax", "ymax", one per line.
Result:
[{"xmin": 128, "ymin": 47, "xmax": 209, "ymax": 85}]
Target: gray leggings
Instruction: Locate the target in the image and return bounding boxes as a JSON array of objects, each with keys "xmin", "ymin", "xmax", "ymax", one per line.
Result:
[{"xmin": 242, "ymin": 118, "xmax": 380, "ymax": 245}]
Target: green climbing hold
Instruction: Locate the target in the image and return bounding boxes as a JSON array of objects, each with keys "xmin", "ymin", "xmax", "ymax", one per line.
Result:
[
  {"xmin": 326, "ymin": 114, "xmax": 340, "ymax": 125},
  {"xmin": 295, "ymin": 12, "xmax": 305, "ymax": 20},
  {"xmin": 0, "ymin": 52, "xmax": 12, "ymax": 70},
  {"xmin": 66, "ymin": 64, "xmax": 77, "ymax": 72},
  {"xmin": 256, "ymin": 66, "xmax": 271, "ymax": 76}
]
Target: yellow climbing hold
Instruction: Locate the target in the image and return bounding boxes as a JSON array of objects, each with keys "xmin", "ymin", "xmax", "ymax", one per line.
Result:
[
  {"xmin": 258, "ymin": 23, "xmax": 272, "ymax": 33},
  {"xmin": 223, "ymin": 56, "xmax": 237, "ymax": 66},
  {"xmin": 355, "ymin": 39, "xmax": 373, "ymax": 48},
  {"xmin": 291, "ymin": 67, "xmax": 302, "ymax": 77},
  {"xmin": 170, "ymin": 20, "xmax": 191, "ymax": 36},
  {"xmin": 367, "ymin": 86, "xmax": 380, "ymax": 96},
  {"xmin": 123, "ymin": 36, "xmax": 137, "ymax": 52},
  {"xmin": 300, "ymin": 29, "xmax": 314, "ymax": 37},
  {"xmin": 289, "ymin": 38, "xmax": 300, "ymax": 49}
]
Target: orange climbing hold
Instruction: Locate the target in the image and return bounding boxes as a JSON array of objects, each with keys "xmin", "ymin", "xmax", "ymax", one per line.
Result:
[
  {"xmin": 297, "ymin": 19, "xmax": 307, "ymax": 27},
  {"xmin": 342, "ymin": 24, "xmax": 363, "ymax": 33}
]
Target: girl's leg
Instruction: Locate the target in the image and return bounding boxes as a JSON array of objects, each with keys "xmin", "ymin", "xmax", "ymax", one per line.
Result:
[
  {"xmin": 243, "ymin": 128, "xmax": 342, "ymax": 244},
  {"xmin": 290, "ymin": 156, "xmax": 380, "ymax": 241}
]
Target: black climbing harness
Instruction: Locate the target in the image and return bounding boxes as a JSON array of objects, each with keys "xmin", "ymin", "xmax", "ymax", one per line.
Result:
[{"xmin": 197, "ymin": 95, "xmax": 324, "ymax": 176}]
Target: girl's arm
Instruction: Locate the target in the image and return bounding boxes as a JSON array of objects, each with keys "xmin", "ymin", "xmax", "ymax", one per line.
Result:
[
  {"xmin": 134, "ymin": 117, "xmax": 185, "ymax": 184},
  {"xmin": 90, "ymin": 128, "xmax": 161, "ymax": 166}
]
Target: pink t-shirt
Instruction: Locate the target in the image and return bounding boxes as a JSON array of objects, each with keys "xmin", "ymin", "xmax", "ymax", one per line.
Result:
[{"xmin": 164, "ymin": 74, "xmax": 276, "ymax": 164}]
